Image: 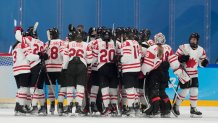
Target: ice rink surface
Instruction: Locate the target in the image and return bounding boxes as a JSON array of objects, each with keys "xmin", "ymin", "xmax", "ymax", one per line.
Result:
[{"xmin": 0, "ymin": 106, "xmax": 217, "ymax": 123}]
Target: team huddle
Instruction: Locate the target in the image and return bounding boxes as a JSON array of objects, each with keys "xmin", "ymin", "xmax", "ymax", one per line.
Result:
[{"xmin": 12, "ymin": 23, "xmax": 209, "ymax": 118}]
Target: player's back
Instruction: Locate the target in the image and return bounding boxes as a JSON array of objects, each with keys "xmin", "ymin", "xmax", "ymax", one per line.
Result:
[
  {"xmin": 121, "ymin": 40, "xmax": 141, "ymax": 73},
  {"xmin": 45, "ymin": 39, "xmax": 63, "ymax": 72},
  {"xmin": 12, "ymin": 43, "xmax": 31, "ymax": 76},
  {"xmin": 68, "ymin": 41, "xmax": 92, "ymax": 66},
  {"xmin": 24, "ymin": 36, "xmax": 44, "ymax": 67},
  {"xmin": 94, "ymin": 39, "xmax": 116, "ymax": 69}
]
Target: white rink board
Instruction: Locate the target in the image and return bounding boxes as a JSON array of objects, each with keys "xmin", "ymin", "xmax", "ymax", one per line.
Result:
[
  {"xmin": 0, "ymin": 66, "xmax": 16, "ymax": 98},
  {"xmin": 0, "ymin": 107, "xmax": 217, "ymax": 123}
]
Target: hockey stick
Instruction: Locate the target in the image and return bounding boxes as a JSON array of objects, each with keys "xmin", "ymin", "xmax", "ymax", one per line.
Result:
[
  {"xmin": 32, "ymin": 30, "xmax": 51, "ymax": 95},
  {"xmin": 168, "ymin": 80, "xmax": 182, "ymax": 101},
  {"xmin": 142, "ymin": 77, "xmax": 151, "ymax": 112},
  {"xmin": 33, "ymin": 22, "xmax": 39, "ymax": 33},
  {"xmin": 41, "ymin": 60, "xmax": 56, "ymax": 97},
  {"xmin": 32, "ymin": 64, "xmax": 44, "ymax": 95},
  {"xmin": 170, "ymin": 80, "xmax": 180, "ymax": 118}
]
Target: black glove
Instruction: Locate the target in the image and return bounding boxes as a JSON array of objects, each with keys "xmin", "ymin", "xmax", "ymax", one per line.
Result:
[
  {"xmin": 38, "ymin": 52, "xmax": 49, "ymax": 60},
  {"xmin": 201, "ymin": 59, "xmax": 209, "ymax": 67},
  {"xmin": 38, "ymin": 52, "xmax": 44, "ymax": 60},
  {"xmin": 43, "ymin": 53, "xmax": 49, "ymax": 60},
  {"xmin": 178, "ymin": 55, "xmax": 190, "ymax": 63}
]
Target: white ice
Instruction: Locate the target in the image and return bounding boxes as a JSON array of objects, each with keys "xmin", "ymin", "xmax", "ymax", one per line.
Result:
[{"xmin": 0, "ymin": 106, "xmax": 217, "ymax": 123}]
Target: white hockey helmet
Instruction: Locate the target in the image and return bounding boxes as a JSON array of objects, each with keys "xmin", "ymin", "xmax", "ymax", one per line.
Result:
[{"xmin": 154, "ymin": 32, "xmax": 166, "ymax": 45}]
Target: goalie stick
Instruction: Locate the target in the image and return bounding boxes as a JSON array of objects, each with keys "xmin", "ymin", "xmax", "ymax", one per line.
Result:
[{"xmin": 142, "ymin": 77, "xmax": 151, "ymax": 113}]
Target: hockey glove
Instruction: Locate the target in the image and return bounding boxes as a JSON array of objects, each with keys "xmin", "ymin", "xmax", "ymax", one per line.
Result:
[
  {"xmin": 38, "ymin": 52, "xmax": 49, "ymax": 60},
  {"xmin": 178, "ymin": 55, "xmax": 190, "ymax": 63},
  {"xmin": 201, "ymin": 59, "xmax": 209, "ymax": 67}
]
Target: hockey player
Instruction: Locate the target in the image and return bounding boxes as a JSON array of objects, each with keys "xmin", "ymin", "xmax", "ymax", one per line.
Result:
[
  {"xmin": 114, "ymin": 27, "xmax": 128, "ymax": 113},
  {"xmin": 13, "ymin": 26, "xmax": 31, "ymax": 115},
  {"xmin": 66, "ymin": 30, "xmax": 92, "ymax": 116},
  {"xmin": 15, "ymin": 26, "xmax": 48, "ymax": 115},
  {"xmin": 139, "ymin": 28, "xmax": 154, "ymax": 114},
  {"xmin": 141, "ymin": 32, "xmax": 190, "ymax": 118},
  {"xmin": 172, "ymin": 33, "xmax": 208, "ymax": 118},
  {"xmin": 58, "ymin": 30, "xmax": 77, "ymax": 116},
  {"xmin": 77, "ymin": 24, "xmax": 88, "ymax": 41},
  {"xmin": 88, "ymin": 27, "xmax": 102, "ymax": 114},
  {"xmin": 44, "ymin": 27, "xmax": 69, "ymax": 115},
  {"xmin": 92, "ymin": 29, "xmax": 119, "ymax": 116},
  {"xmin": 120, "ymin": 28, "xmax": 142, "ymax": 117}
]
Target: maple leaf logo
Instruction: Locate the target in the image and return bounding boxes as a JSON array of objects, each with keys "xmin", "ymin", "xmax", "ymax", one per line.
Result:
[{"xmin": 186, "ymin": 58, "xmax": 197, "ymax": 68}]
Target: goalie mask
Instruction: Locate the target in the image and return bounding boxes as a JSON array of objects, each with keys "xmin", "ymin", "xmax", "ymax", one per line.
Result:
[
  {"xmin": 189, "ymin": 32, "xmax": 199, "ymax": 49},
  {"xmin": 154, "ymin": 32, "xmax": 166, "ymax": 45}
]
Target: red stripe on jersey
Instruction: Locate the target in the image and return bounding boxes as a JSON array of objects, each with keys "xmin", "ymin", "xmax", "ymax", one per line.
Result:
[
  {"xmin": 13, "ymin": 68, "xmax": 30, "ymax": 72},
  {"xmin": 46, "ymin": 64, "xmax": 62, "ymax": 65},
  {"xmin": 186, "ymin": 70, "xmax": 197, "ymax": 72},
  {"xmin": 123, "ymin": 49, "xmax": 131, "ymax": 51},
  {"xmin": 102, "ymin": 94, "xmax": 110, "ymax": 97},
  {"xmin": 90, "ymin": 96, "xmax": 97, "ymax": 98},
  {"xmin": 87, "ymin": 54, "xmax": 92, "ymax": 57},
  {"xmin": 102, "ymin": 97, "xmax": 110, "ymax": 100},
  {"xmin": 30, "ymin": 61, "xmax": 35, "ymax": 65},
  {"xmin": 123, "ymin": 52, "xmax": 131, "ymax": 54},
  {"xmin": 144, "ymin": 61, "xmax": 153, "ymax": 67},
  {"xmin": 144, "ymin": 58, "xmax": 154, "ymax": 64},
  {"xmin": 46, "ymin": 66, "xmax": 62, "ymax": 68},
  {"xmin": 58, "ymin": 94, "xmax": 65, "ymax": 96},
  {"xmin": 122, "ymin": 63, "xmax": 140, "ymax": 66},
  {"xmin": 188, "ymin": 73, "xmax": 197, "ymax": 76},
  {"xmin": 127, "ymin": 94, "xmax": 135, "ymax": 96},
  {"xmin": 122, "ymin": 66, "xmax": 141, "ymax": 70},
  {"xmin": 169, "ymin": 58, "xmax": 177, "ymax": 63},
  {"xmin": 110, "ymin": 98, "xmax": 118, "ymax": 100},
  {"xmin": 151, "ymin": 97, "xmax": 161, "ymax": 102},
  {"xmin": 169, "ymin": 55, "xmax": 177, "ymax": 61},
  {"xmin": 77, "ymin": 95, "xmax": 84, "ymax": 99},
  {"xmin": 176, "ymin": 51, "xmax": 182, "ymax": 56}
]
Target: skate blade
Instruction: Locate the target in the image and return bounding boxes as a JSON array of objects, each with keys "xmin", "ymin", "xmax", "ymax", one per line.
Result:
[
  {"xmin": 38, "ymin": 111, "xmax": 47, "ymax": 116},
  {"xmin": 122, "ymin": 114, "xmax": 135, "ymax": 118},
  {"xmin": 190, "ymin": 114, "xmax": 202, "ymax": 118},
  {"xmin": 146, "ymin": 114, "xmax": 159, "ymax": 118},
  {"xmin": 161, "ymin": 114, "xmax": 171, "ymax": 118},
  {"xmin": 75, "ymin": 113, "xmax": 85, "ymax": 117},
  {"xmin": 171, "ymin": 110, "xmax": 179, "ymax": 117}
]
